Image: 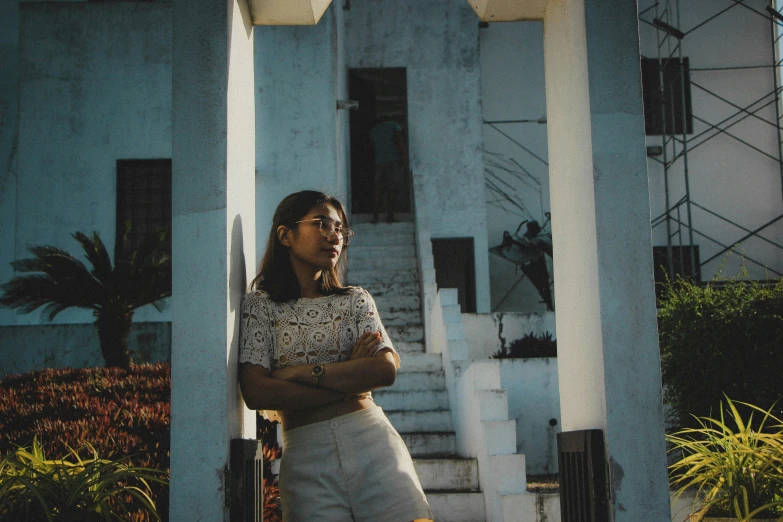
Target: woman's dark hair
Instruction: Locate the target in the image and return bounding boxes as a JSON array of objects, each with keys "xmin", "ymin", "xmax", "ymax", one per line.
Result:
[{"xmin": 250, "ymin": 190, "xmax": 350, "ymax": 302}]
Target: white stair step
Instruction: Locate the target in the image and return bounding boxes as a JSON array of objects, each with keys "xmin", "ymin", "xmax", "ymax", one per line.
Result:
[
  {"xmin": 359, "ymin": 282, "xmax": 420, "ymax": 297},
  {"xmin": 379, "ymin": 310, "xmax": 422, "ymax": 326},
  {"xmin": 351, "ymin": 222, "xmax": 415, "ymax": 234},
  {"xmin": 398, "ymin": 352, "xmax": 442, "ymax": 372},
  {"xmin": 414, "ymin": 458, "xmax": 480, "ymax": 492},
  {"xmin": 426, "ymin": 492, "xmax": 485, "ymax": 522},
  {"xmin": 386, "ymin": 410, "xmax": 453, "ymax": 432},
  {"xmin": 395, "ymin": 341, "xmax": 425, "ymax": 353},
  {"xmin": 373, "ymin": 390, "xmax": 449, "ymax": 411},
  {"xmin": 387, "ymin": 324, "xmax": 424, "ymax": 342},
  {"xmin": 351, "ymin": 234, "xmax": 414, "ymax": 247},
  {"xmin": 393, "ymin": 370, "xmax": 445, "ymax": 391},
  {"xmin": 374, "ymin": 294, "xmax": 421, "ymax": 312},
  {"xmin": 401, "ymin": 432, "xmax": 456, "ymax": 457},
  {"xmin": 349, "ymin": 245, "xmax": 416, "ymax": 260},
  {"xmin": 347, "ymin": 269, "xmax": 418, "ymax": 284},
  {"xmin": 502, "ymin": 492, "xmax": 561, "ymax": 522},
  {"xmin": 348, "ymin": 255, "xmax": 416, "ymax": 271}
]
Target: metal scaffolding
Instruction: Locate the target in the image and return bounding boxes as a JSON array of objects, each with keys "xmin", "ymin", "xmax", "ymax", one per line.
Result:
[{"xmin": 639, "ymin": 0, "xmax": 783, "ymax": 281}]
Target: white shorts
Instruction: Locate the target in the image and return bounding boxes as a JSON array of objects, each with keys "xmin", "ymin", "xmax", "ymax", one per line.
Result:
[{"xmin": 279, "ymin": 406, "xmax": 433, "ymax": 522}]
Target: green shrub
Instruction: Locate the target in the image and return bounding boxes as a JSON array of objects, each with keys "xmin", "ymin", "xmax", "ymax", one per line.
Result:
[
  {"xmin": 0, "ymin": 364, "xmax": 171, "ymax": 470},
  {"xmin": 667, "ymin": 397, "xmax": 783, "ymax": 521},
  {"xmin": 658, "ymin": 276, "xmax": 783, "ymax": 430},
  {"xmin": 492, "ymin": 331, "xmax": 557, "ymax": 359},
  {"xmin": 0, "ymin": 437, "xmax": 167, "ymax": 521},
  {"xmin": 0, "ymin": 364, "xmax": 171, "ymax": 520},
  {"xmin": 0, "ymin": 364, "xmax": 284, "ymax": 521}
]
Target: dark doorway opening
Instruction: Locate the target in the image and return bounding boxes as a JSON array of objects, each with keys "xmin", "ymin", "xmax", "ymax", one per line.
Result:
[
  {"xmin": 432, "ymin": 238, "xmax": 477, "ymax": 313},
  {"xmin": 348, "ymin": 68, "xmax": 411, "ymax": 220}
]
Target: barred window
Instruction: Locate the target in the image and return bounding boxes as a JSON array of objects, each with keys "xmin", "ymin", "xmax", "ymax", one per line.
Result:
[
  {"xmin": 115, "ymin": 159, "xmax": 172, "ymax": 261},
  {"xmin": 641, "ymin": 57, "xmax": 693, "ymax": 136}
]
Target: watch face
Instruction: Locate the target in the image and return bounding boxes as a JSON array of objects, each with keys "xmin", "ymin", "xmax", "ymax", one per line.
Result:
[{"xmin": 313, "ymin": 365, "xmax": 323, "ymax": 376}]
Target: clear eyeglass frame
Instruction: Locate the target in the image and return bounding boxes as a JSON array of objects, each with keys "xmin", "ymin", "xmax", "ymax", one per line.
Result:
[{"xmin": 294, "ymin": 218, "xmax": 355, "ymax": 246}]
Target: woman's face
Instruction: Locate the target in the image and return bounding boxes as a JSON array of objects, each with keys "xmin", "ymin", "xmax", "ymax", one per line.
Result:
[{"xmin": 281, "ymin": 204, "xmax": 344, "ymax": 274}]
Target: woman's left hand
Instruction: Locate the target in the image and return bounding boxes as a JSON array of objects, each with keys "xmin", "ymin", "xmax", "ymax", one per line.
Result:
[{"xmin": 350, "ymin": 331, "xmax": 382, "ymax": 360}]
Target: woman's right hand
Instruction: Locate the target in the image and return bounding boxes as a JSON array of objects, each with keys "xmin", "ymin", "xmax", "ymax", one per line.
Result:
[{"xmin": 350, "ymin": 331, "xmax": 382, "ymax": 360}]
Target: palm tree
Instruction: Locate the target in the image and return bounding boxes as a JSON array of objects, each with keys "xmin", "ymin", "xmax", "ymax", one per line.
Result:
[{"xmin": 0, "ymin": 230, "xmax": 171, "ymax": 369}]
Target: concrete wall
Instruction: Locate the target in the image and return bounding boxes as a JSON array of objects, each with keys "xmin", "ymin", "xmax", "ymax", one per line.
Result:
[
  {"xmin": 344, "ymin": 0, "xmax": 491, "ymax": 312},
  {"xmin": 639, "ymin": 0, "xmax": 783, "ymax": 281},
  {"xmin": 462, "ymin": 311, "xmax": 556, "ymax": 360},
  {"xmin": 481, "ymin": 1, "xmax": 783, "ymax": 312},
  {"xmin": 255, "ymin": 6, "xmax": 348, "ymax": 262},
  {"xmin": 8, "ymin": 3, "xmax": 172, "ymax": 329},
  {"xmin": 480, "ymin": 21, "xmax": 553, "ymax": 313},
  {"xmin": 499, "ymin": 358, "xmax": 560, "ymax": 475},
  {"xmin": 0, "ymin": 321, "xmax": 171, "ymax": 378},
  {"xmin": 0, "ymin": 0, "xmax": 20, "ymax": 326}
]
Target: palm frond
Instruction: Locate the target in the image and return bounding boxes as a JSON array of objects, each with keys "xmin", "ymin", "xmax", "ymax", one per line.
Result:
[
  {"xmin": 0, "ymin": 275, "xmax": 100, "ymax": 318},
  {"xmin": 72, "ymin": 232, "xmax": 113, "ymax": 284},
  {"xmin": 119, "ymin": 228, "xmax": 172, "ymax": 309}
]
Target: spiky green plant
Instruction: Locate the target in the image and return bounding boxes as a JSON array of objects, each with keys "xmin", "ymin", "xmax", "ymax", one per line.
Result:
[
  {"xmin": 667, "ymin": 397, "xmax": 783, "ymax": 522},
  {"xmin": 0, "ymin": 230, "xmax": 171, "ymax": 368},
  {"xmin": 0, "ymin": 437, "xmax": 168, "ymax": 521}
]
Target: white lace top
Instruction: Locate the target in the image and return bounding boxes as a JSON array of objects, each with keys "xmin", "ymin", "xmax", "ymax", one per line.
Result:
[{"xmin": 239, "ymin": 286, "xmax": 400, "ymax": 420}]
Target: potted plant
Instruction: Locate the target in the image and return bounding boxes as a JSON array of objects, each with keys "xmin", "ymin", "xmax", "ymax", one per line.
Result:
[{"xmin": 667, "ymin": 397, "xmax": 783, "ymax": 522}]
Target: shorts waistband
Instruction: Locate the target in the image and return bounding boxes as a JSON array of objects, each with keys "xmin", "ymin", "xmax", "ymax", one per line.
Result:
[{"xmin": 282, "ymin": 405, "xmax": 384, "ymax": 446}]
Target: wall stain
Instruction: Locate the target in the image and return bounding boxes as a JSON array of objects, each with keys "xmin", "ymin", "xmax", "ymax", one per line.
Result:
[
  {"xmin": 496, "ymin": 312, "xmax": 507, "ymax": 354},
  {"xmin": 610, "ymin": 456, "xmax": 625, "ymax": 513}
]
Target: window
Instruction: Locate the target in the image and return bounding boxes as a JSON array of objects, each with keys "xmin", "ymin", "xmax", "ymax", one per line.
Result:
[
  {"xmin": 432, "ymin": 238, "xmax": 476, "ymax": 313},
  {"xmin": 641, "ymin": 57, "xmax": 693, "ymax": 135},
  {"xmin": 115, "ymin": 159, "xmax": 172, "ymax": 261},
  {"xmin": 653, "ymin": 245, "xmax": 701, "ymax": 301}
]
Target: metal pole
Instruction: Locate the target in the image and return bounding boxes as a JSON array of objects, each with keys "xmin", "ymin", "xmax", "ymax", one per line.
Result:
[
  {"xmin": 770, "ymin": 0, "xmax": 783, "ymax": 205},
  {"xmin": 676, "ymin": 0, "xmax": 697, "ymax": 280},
  {"xmin": 656, "ymin": 0, "xmax": 676, "ymax": 280}
]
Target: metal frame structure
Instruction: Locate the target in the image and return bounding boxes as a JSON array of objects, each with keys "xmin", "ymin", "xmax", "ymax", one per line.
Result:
[{"xmin": 640, "ymin": 0, "xmax": 783, "ymax": 281}]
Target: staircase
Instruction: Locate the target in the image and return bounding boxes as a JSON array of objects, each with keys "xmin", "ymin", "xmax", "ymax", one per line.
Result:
[{"xmin": 347, "ymin": 221, "xmax": 486, "ymax": 521}]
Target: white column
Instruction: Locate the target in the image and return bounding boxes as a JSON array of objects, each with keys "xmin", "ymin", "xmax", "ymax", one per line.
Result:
[
  {"xmin": 170, "ymin": 0, "xmax": 256, "ymax": 519},
  {"xmin": 544, "ymin": 0, "xmax": 670, "ymax": 519},
  {"xmin": 543, "ymin": 0, "xmax": 607, "ymax": 432}
]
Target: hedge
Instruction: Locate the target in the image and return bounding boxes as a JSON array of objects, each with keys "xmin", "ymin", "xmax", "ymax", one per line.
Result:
[{"xmin": 658, "ymin": 277, "xmax": 783, "ymax": 430}]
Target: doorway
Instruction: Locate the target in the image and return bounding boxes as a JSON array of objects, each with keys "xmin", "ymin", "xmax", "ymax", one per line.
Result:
[
  {"xmin": 432, "ymin": 238, "xmax": 477, "ymax": 313},
  {"xmin": 348, "ymin": 68, "xmax": 411, "ymax": 221}
]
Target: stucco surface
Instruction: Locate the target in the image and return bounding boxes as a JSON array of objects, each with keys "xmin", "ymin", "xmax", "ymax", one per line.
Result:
[
  {"xmin": 585, "ymin": 1, "xmax": 670, "ymax": 519},
  {"xmin": 254, "ymin": 8, "xmax": 346, "ymax": 254},
  {"xmin": 11, "ymin": 3, "xmax": 172, "ymax": 327},
  {"xmin": 0, "ymin": 322, "xmax": 171, "ymax": 378}
]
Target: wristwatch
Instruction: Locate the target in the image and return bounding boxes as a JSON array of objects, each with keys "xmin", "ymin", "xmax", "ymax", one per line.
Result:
[{"xmin": 312, "ymin": 363, "xmax": 325, "ymax": 386}]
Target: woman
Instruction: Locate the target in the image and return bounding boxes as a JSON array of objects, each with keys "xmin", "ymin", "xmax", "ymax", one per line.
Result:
[{"xmin": 239, "ymin": 190, "xmax": 433, "ymax": 522}]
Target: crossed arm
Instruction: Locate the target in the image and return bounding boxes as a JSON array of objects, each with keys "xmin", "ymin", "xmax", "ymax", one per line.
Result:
[{"xmin": 239, "ymin": 332, "xmax": 397, "ymax": 412}]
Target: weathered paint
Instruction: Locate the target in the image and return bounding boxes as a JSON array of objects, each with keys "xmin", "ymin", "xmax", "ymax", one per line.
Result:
[
  {"xmin": 254, "ymin": 6, "xmax": 347, "ymax": 258},
  {"xmin": 462, "ymin": 311, "xmax": 556, "ymax": 360},
  {"xmin": 0, "ymin": 322, "xmax": 171, "ymax": 378},
  {"xmin": 585, "ymin": 0, "xmax": 670, "ymax": 519},
  {"xmin": 0, "ymin": 0, "xmax": 19, "ymax": 326},
  {"xmin": 169, "ymin": 0, "xmax": 256, "ymax": 519},
  {"xmin": 499, "ymin": 358, "xmax": 561, "ymax": 475},
  {"xmin": 344, "ymin": 0, "xmax": 492, "ymax": 312},
  {"xmin": 10, "ymin": 3, "xmax": 172, "ymax": 328}
]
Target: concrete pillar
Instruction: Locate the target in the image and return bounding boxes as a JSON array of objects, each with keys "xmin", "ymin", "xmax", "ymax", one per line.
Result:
[
  {"xmin": 543, "ymin": 0, "xmax": 670, "ymax": 520},
  {"xmin": 0, "ymin": 0, "xmax": 19, "ymax": 326},
  {"xmin": 170, "ymin": 0, "xmax": 256, "ymax": 519}
]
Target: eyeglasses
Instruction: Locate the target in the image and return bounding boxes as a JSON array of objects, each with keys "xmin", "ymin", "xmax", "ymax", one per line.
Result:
[{"xmin": 294, "ymin": 218, "xmax": 355, "ymax": 246}]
